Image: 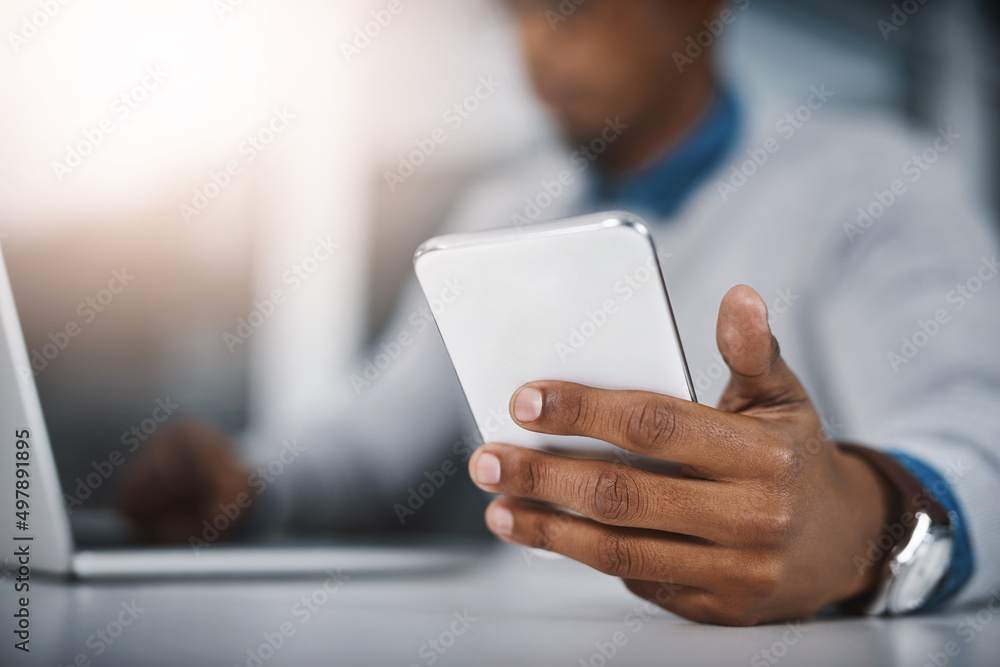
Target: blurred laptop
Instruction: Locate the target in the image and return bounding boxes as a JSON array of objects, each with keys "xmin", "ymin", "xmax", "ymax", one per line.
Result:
[{"xmin": 0, "ymin": 246, "xmax": 485, "ymax": 579}]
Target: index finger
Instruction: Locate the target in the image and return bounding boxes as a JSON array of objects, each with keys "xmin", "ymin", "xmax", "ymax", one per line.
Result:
[{"xmin": 509, "ymin": 381, "xmax": 757, "ymax": 478}]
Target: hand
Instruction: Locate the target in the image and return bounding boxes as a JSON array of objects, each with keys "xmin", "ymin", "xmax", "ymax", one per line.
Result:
[
  {"xmin": 468, "ymin": 285, "xmax": 897, "ymax": 625},
  {"xmin": 117, "ymin": 420, "xmax": 252, "ymax": 543}
]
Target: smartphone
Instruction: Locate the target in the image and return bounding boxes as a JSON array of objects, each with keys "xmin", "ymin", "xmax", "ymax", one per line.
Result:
[{"xmin": 413, "ymin": 211, "xmax": 696, "ymax": 462}]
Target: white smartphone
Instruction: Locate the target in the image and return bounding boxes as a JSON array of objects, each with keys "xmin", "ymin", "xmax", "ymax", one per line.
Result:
[{"xmin": 413, "ymin": 211, "xmax": 696, "ymax": 463}]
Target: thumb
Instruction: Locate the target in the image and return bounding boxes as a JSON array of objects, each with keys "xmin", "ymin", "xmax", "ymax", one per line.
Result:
[{"xmin": 715, "ymin": 285, "xmax": 807, "ymax": 413}]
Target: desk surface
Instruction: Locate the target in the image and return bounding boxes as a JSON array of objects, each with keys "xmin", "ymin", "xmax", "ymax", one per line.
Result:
[{"xmin": 3, "ymin": 544, "xmax": 999, "ymax": 667}]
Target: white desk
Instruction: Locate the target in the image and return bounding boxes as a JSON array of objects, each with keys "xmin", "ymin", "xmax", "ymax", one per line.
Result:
[{"xmin": 4, "ymin": 544, "xmax": 998, "ymax": 666}]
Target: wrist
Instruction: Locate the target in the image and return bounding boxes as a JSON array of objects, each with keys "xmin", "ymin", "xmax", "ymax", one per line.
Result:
[{"xmin": 833, "ymin": 443, "xmax": 905, "ymax": 603}]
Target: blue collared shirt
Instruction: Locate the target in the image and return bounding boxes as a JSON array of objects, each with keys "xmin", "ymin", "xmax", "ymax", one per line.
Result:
[{"xmin": 587, "ymin": 87, "xmax": 742, "ymax": 219}]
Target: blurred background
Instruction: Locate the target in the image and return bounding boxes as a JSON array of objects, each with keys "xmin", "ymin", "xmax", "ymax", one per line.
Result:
[{"xmin": 0, "ymin": 0, "xmax": 997, "ymax": 519}]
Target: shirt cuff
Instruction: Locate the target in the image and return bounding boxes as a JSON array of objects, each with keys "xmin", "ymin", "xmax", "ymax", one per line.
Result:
[{"xmin": 888, "ymin": 449, "xmax": 975, "ymax": 608}]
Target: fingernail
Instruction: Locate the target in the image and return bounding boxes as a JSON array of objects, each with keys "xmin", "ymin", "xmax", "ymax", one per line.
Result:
[
  {"xmin": 487, "ymin": 505, "xmax": 513, "ymax": 537},
  {"xmin": 474, "ymin": 452, "xmax": 501, "ymax": 485},
  {"xmin": 513, "ymin": 387, "xmax": 543, "ymax": 423}
]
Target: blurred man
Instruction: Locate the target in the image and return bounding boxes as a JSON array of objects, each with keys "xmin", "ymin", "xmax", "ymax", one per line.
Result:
[{"xmin": 120, "ymin": 0, "xmax": 1000, "ymax": 625}]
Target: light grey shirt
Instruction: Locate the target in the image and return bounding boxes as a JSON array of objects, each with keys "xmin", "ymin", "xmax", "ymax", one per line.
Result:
[{"xmin": 260, "ymin": 101, "xmax": 1000, "ymax": 609}]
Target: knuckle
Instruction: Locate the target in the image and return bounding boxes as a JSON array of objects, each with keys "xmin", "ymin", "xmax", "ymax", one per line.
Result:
[
  {"xmin": 590, "ymin": 467, "xmax": 640, "ymax": 523},
  {"xmin": 758, "ymin": 440, "xmax": 802, "ymax": 482},
  {"xmin": 743, "ymin": 557, "xmax": 784, "ymax": 598},
  {"xmin": 711, "ymin": 604, "xmax": 765, "ymax": 627},
  {"xmin": 511, "ymin": 453, "xmax": 546, "ymax": 497},
  {"xmin": 696, "ymin": 582, "xmax": 769, "ymax": 627},
  {"xmin": 759, "ymin": 563, "xmax": 784, "ymax": 598},
  {"xmin": 595, "ymin": 531, "xmax": 639, "ymax": 577},
  {"xmin": 569, "ymin": 389, "xmax": 601, "ymax": 435},
  {"xmin": 623, "ymin": 398, "xmax": 676, "ymax": 452},
  {"xmin": 742, "ymin": 496, "xmax": 796, "ymax": 546},
  {"xmin": 682, "ymin": 594, "xmax": 747, "ymax": 627},
  {"xmin": 767, "ymin": 507, "xmax": 795, "ymax": 546},
  {"xmin": 532, "ymin": 514, "xmax": 561, "ymax": 550}
]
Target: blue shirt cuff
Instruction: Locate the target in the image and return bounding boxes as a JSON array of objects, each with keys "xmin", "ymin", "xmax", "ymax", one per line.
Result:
[{"xmin": 887, "ymin": 450, "xmax": 975, "ymax": 608}]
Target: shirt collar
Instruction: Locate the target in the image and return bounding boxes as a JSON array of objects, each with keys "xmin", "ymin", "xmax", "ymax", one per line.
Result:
[{"xmin": 586, "ymin": 87, "xmax": 742, "ymax": 220}]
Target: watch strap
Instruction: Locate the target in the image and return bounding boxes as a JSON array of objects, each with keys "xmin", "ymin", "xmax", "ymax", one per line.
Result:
[
  {"xmin": 837, "ymin": 443, "xmax": 951, "ymax": 615},
  {"xmin": 838, "ymin": 443, "xmax": 950, "ymax": 524}
]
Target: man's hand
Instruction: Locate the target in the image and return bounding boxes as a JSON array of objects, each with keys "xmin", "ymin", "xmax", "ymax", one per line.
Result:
[
  {"xmin": 468, "ymin": 285, "xmax": 897, "ymax": 626},
  {"xmin": 117, "ymin": 420, "xmax": 252, "ymax": 544}
]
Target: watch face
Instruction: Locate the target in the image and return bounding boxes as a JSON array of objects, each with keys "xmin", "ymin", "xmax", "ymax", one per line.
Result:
[{"xmin": 891, "ymin": 535, "xmax": 952, "ymax": 614}]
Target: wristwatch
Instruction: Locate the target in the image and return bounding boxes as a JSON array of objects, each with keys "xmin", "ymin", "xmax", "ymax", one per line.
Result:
[{"xmin": 839, "ymin": 444, "xmax": 954, "ymax": 616}]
